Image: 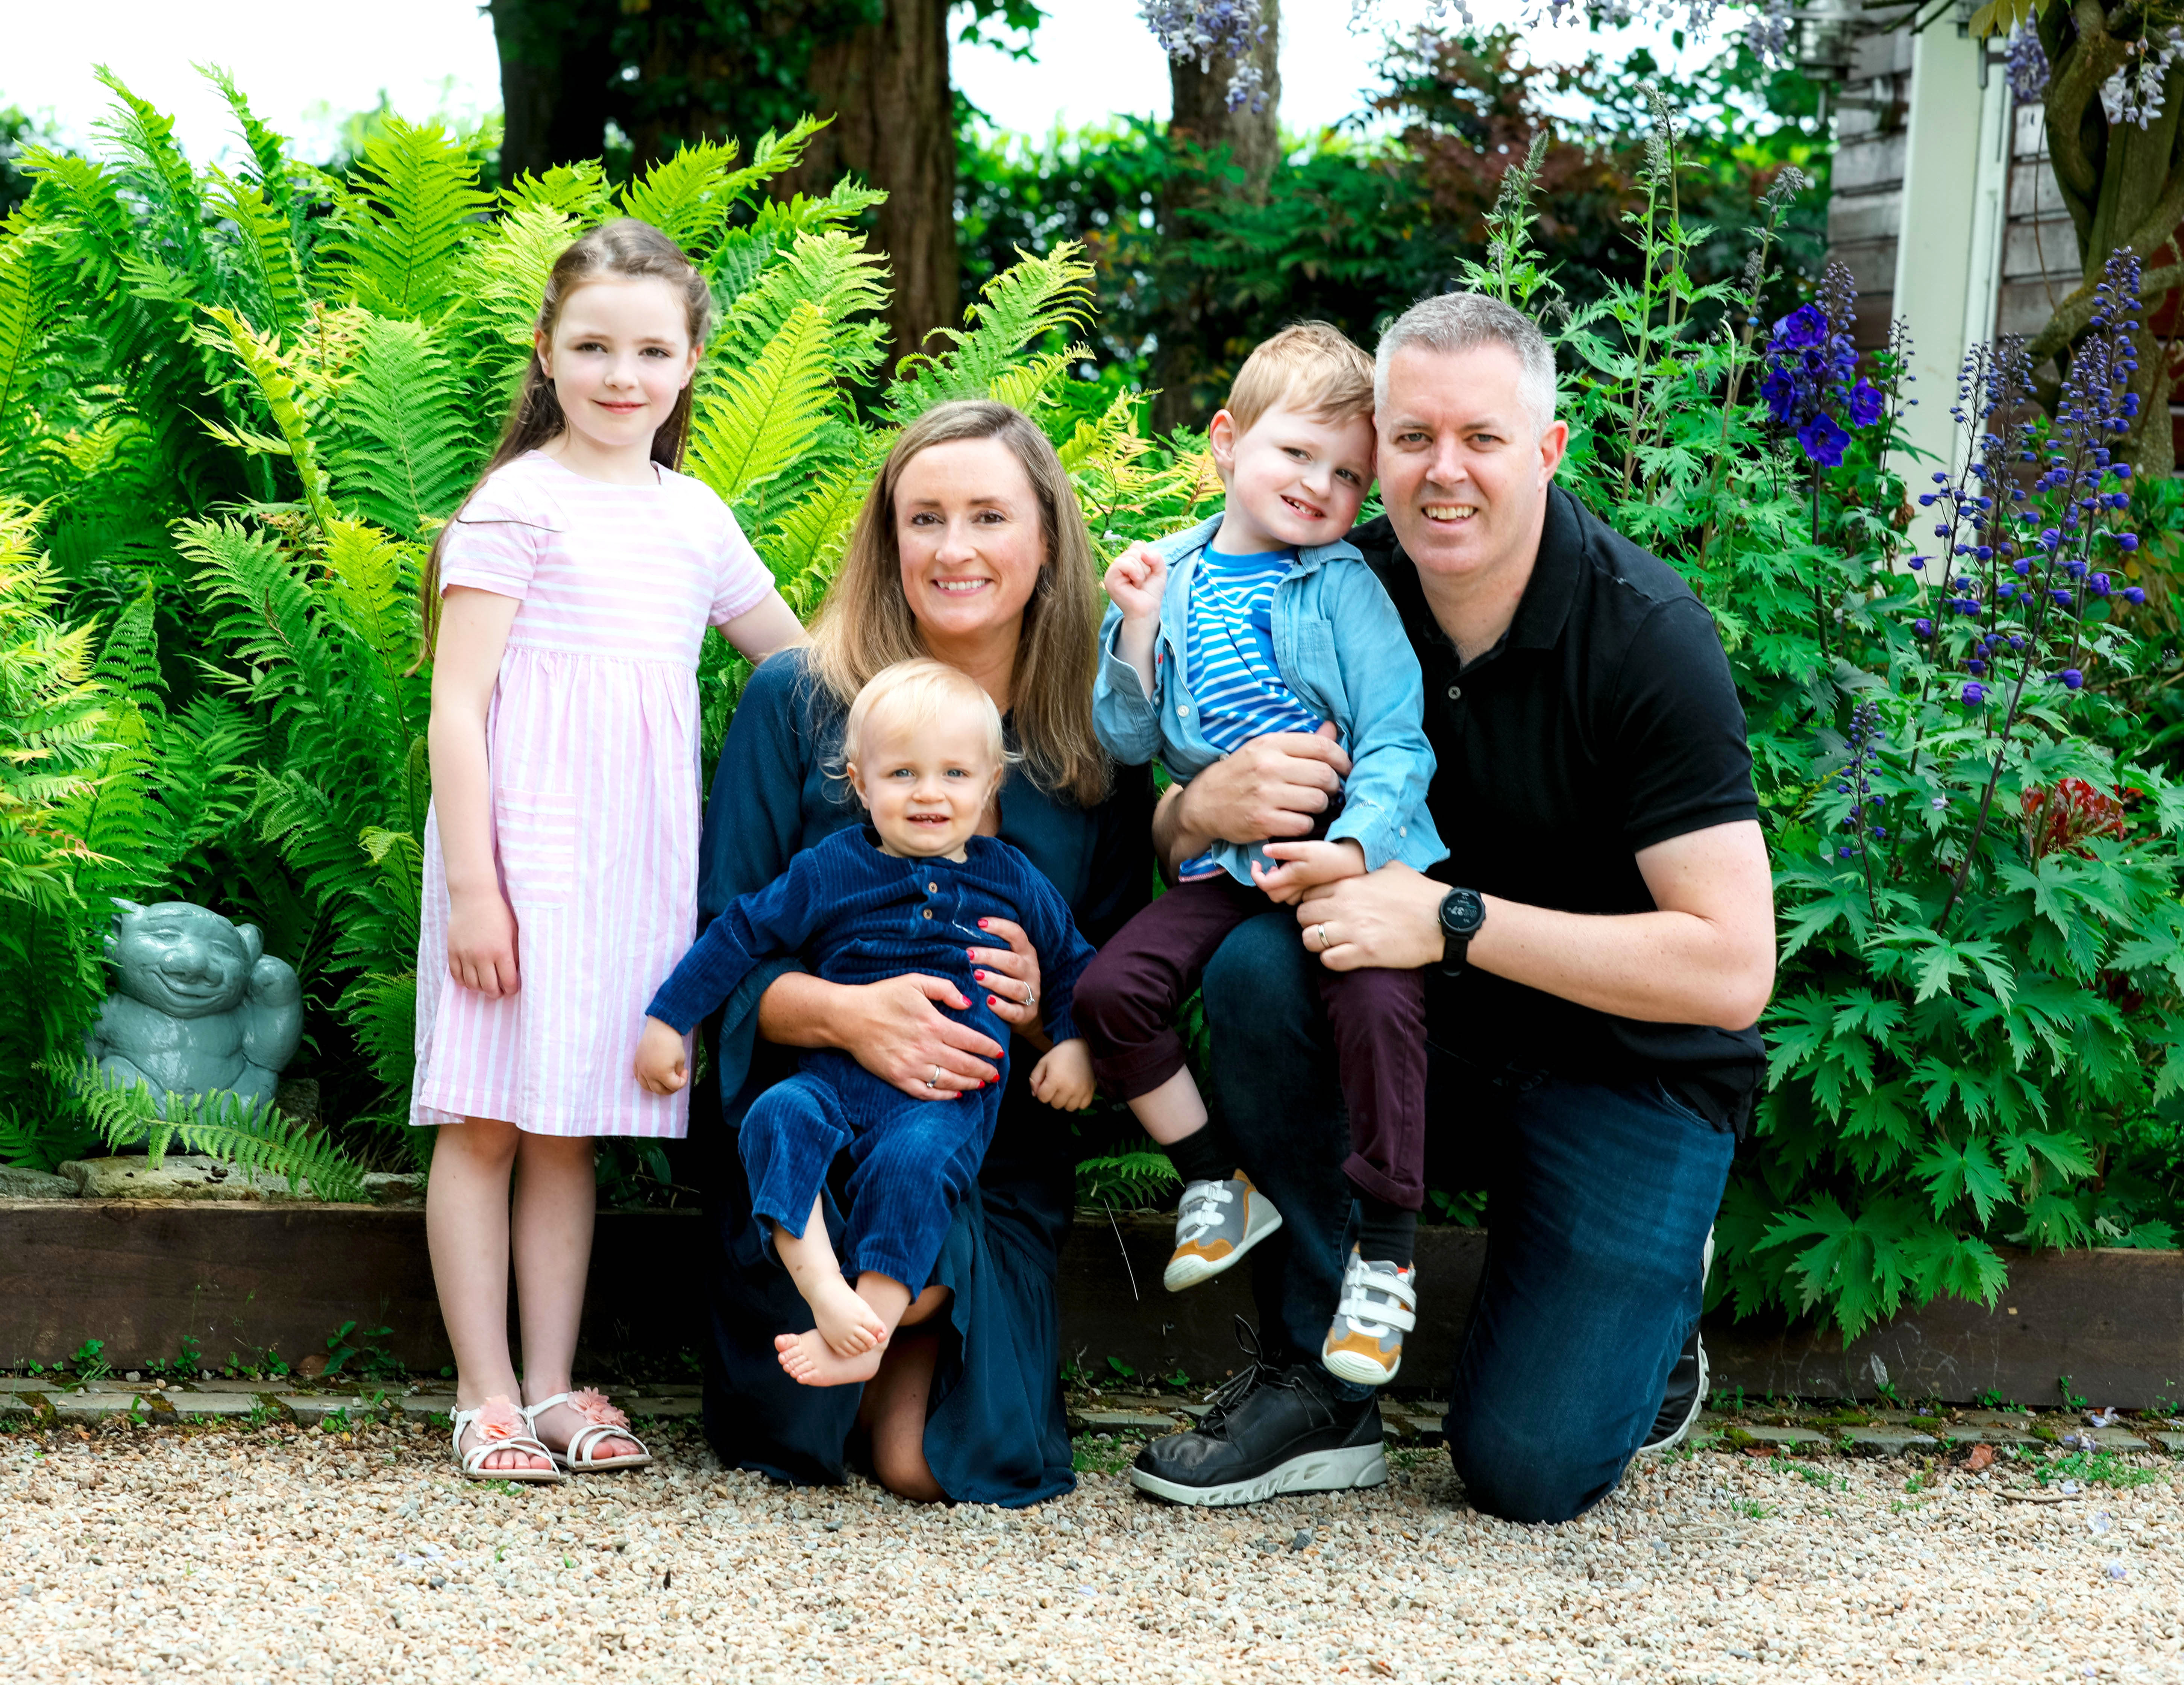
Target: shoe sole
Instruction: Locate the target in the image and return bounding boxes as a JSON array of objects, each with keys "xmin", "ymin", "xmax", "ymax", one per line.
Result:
[
  {"xmin": 1321, "ymin": 1348, "xmax": 1400, "ymax": 1387},
  {"xmin": 1640, "ymin": 1334, "xmax": 1708, "ymax": 1456},
  {"xmin": 1128, "ymin": 1442, "xmax": 1387, "ymax": 1507},
  {"xmin": 1162, "ymin": 1207, "xmax": 1285, "ymax": 1293}
]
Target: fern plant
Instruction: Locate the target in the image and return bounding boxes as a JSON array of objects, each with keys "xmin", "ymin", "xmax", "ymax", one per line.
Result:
[
  {"xmin": 0, "ymin": 72, "xmax": 1201, "ymax": 1203},
  {"xmin": 65, "ymin": 1058, "xmax": 367, "ymax": 1202}
]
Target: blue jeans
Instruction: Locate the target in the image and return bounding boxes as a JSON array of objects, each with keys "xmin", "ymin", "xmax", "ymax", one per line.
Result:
[{"xmin": 1202, "ymin": 910, "xmax": 1735, "ymax": 1524}]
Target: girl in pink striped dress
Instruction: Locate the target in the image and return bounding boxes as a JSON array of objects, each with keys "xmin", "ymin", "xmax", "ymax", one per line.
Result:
[{"xmin": 412, "ymin": 220, "xmax": 805, "ymax": 1482}]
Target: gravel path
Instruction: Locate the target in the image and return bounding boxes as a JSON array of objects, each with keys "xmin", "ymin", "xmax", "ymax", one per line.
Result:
[{"xmin": 4, "ymin": 1418, "xmax": 2180, "ymax": 1683}]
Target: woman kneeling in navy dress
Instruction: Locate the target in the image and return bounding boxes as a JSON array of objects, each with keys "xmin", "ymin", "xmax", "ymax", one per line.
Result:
[{"xmin": 693, "ymin": 399, "xmax": 1153, "ymax": 1506}]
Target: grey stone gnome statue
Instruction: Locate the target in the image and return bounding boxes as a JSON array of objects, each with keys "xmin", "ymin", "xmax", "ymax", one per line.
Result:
[{"xmin": 84, "ymin": 900, "xmax": 304, "ymax": 1117}]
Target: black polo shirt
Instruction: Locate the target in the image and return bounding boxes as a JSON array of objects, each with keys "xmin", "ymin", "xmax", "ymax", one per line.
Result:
[{"xmin": 1351, "ymin": 485, "xmax": 1765, "ymax": 1129}]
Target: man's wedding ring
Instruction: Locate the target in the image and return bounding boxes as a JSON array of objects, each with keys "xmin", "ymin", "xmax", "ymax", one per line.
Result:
[{"xmin": 1314, "ymin": 924, "xmax": 1330, "ymax": 951}]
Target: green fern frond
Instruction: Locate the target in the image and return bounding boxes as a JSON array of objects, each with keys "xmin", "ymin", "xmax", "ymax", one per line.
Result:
[
  {"xmin": 750, "ymin": 174, "xmax": 890, "ymax": 239},
  {"xmin": 0, "ymin": 502, "xmax": 110, "ymax": 897},
  {"xmin": 0, "ymin": 1105, "xmax": 98, "ymax": 1175},
  {"xmin": 90, "ymin": 68, "xmax": 213, "ymax": 283},
  {"xmin": 883, "ymin": 242, "xmax": 1095, "ymax": 422},
  {"xmin": 322, "ymin": 117, "xmax": 490, "ymax": 319},
  {"xmin": 616, "ymin": 138, "xmax": 745, "ymax": 258},
  {"xmin": 763, "ymin": 444, "xmax": 886, "ymax": 613},
  {"xmin": 92, "ymin": 580, "xmax": 165, "ymax": 715},
  {"xmin": 500, "ymin": 160, "xmax": 613, "ymax": 223},
  {"xmin": 64, "ymin": 1058, "xmax": 368, "ymax": 1201},
  {"xmin": 712, "ymin": 231, "xmax": 889, "ymax": 392},
  {"xmin": 341, "ymin": 968, "xmax": 418, "ymax": 1098},
  {"xmin": 325, "ymin": 316, "xmax": 473, "ymax": 537},
  {"xmin": 686, "ymin": 301, "xmax": 839, "ymax": 510},
  {"xmin": 149, "ymin": 694, "xmax": 261, "ymax": 865},
  {"xmin": 203, "ymin": 167, "xmax": 309, "ymax": 339},
  {"xmin": 445, "ymin": 200, "xmax": 579, "ymax": 405},
  {"xmin": 198, "ymin": 66, "xmax": 293, "ymax": 212},
  {"xmin": 1074, "ymin": 1146, "xmax": 1179, "ymax": 1209},
  {"xmin": 989, "ymin": 345, "xmax": 1086, "ymax": 419},
  {"xmin": 617, "ymin": 115, "xmax": 827, "ymax": 265},
  {"xmin": 0, "ymin": 213, "xmax": 56, "ymax": 451},
  {"xmin": 195, "ymin": 306, "xmax": 337, "ymax": 527},
  {"xmin": 318, "ymin": 519, "xmax": 424, "ymax": 682}
]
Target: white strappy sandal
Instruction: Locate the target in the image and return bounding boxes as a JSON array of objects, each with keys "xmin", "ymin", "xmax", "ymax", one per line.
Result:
[
  {"xmin": 523, "ymin": 1389, "xmax": 654, "ymax": 1473},
  {"xmin": 450, "ymin": 1395, "xmax": 563, "ymax": 1484}
]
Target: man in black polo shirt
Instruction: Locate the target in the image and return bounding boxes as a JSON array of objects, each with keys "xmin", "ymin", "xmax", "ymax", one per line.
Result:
[{"xmin": 1130, "ymin": 292, "xmax": 1775, "ymax": 1522}]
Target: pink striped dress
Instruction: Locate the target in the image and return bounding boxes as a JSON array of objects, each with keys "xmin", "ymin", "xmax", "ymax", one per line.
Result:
[{"xmin": 410, "ymin": 450, "xmax": 775, "ymax": 1138}]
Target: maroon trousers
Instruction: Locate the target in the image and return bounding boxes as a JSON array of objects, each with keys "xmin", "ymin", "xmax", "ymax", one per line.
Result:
[{"xmin": 1075, "ymin": 871, "xmax": 1427, "ymax": 1210}]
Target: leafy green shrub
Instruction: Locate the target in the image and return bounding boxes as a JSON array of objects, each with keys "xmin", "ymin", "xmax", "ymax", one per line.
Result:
[
  {"xmin": 959, "ymin": 27, "xmax": 1827, "ymax": 424},
  {"xmin": 0, "ymin": 72, "xmax": 1212, "ymax": 1195},
  {"xmin": 1476, "ymin": 109, "xmax": 2184, "ymax": 1336}
]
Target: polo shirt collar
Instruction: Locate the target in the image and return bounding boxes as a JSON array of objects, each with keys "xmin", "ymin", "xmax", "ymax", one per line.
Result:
[{"xmin": 1504, "ymin": 484, "xmax": 1582, "ymax": 653}]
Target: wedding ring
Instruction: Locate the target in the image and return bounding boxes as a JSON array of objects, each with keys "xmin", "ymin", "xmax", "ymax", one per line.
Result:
[
  {"xmin": 928, "ymin": 1064, "xmax": 941, "ymax": 1089},
  {"xmin": 1315, "ymin": 924, "xmax": 1330, "ymax": 951},
  {"xmin": 1024, "ymin": 987, "xmax": 1037, "ymax": 1009}
]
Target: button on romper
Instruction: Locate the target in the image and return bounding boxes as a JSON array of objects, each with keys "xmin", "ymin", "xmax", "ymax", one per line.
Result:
[{"xmin": 410, "ymin": 451, "xmax": 776, "ymax": 1138}]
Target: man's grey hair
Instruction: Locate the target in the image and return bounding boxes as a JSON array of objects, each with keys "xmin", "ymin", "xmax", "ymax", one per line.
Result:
[{"xmin": 1374, "ymin": 292, "xmax": 1558, "ymax": 436}]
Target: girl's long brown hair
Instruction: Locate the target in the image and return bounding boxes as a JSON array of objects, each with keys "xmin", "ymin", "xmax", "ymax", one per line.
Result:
[
  {"xmin": 414, "ymin": 217, "xmax": 713, "ymax": 663},
  {"xmin": 807, "ymin": 400, "xmax": 1111, "ymax": 808}
]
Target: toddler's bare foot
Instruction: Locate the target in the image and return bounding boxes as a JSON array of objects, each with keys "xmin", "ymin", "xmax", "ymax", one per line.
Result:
[
  {"xmin": 775, "ymin": 1329, "xmax": 885, "ymax": 1387},
  {"xmin": 806, "ymin": 1274, "xmax": 889, "ymax": 1357}
]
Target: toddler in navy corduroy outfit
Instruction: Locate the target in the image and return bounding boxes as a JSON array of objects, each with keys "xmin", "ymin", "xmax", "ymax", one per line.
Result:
[{"xmin": 636, "ymin": 660, "xmax": 1097, "ymax": 1388}]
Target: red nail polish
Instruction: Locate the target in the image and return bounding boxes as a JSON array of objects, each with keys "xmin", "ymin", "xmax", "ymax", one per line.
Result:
[{"xmin": 978, "ymin": 919, "xmax": 990, "ymax": 928}]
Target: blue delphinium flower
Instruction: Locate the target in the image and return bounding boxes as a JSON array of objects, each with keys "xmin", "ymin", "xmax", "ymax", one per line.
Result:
[{"xmin": 1761, "ymin": 261, "xmax": 1885, "ymax": 468}]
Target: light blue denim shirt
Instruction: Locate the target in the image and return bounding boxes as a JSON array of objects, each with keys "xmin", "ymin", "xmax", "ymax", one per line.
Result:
[{"xmin": 1092, "ymin": 513, "xmax": 1448, "ymax": 883}]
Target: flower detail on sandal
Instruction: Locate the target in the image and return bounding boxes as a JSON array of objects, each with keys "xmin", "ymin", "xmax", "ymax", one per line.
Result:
[
  {"xmin": 568, "ymin": 1388, "xmax": 629, "ymax": 1429},
  {"xmin": 473, "ymin": 1395, "xmax": 528, "ymax": 1441}
]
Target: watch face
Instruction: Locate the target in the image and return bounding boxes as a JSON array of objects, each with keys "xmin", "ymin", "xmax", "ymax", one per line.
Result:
[{"xmin": 1441, "ymin": 889, "xmax": 1483, "ymax": 936}]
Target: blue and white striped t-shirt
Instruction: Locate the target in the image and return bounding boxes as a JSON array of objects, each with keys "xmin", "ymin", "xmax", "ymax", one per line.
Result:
[{"xmin": 1178, "ymin": 545, "xmax": 1323, "ymax": 879}]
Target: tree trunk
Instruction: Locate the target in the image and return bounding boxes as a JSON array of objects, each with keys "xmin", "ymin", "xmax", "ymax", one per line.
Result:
[
  {"xmin": 1150, "ymin": 1, "xmax": 1283, "ymax": 434},
  {"xmin": 778, "ymin": 0, "xmax": 960, "ymax": 371},
  {"xmin": 488, "ymin": 0, "xmax": 614, "ymax": 181}
]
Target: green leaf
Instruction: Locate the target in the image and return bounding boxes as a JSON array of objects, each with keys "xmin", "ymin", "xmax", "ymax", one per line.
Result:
[
  {"xmin": 323, "ymin": 118, "xmax": 489, "ymax": 319},
  {"xmin": 1911, "ymin": 1134, "xmax": 2010, "ymax": 1224},
  {"xmin": 685, "ymin": 301, "xmax": 840, "ymax": 510}
]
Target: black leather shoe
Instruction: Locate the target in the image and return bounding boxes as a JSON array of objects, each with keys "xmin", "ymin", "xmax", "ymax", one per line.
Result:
[
  {"xmin": 1640, "ymin": 1328, "xmax": 1708, "ymax": 1454},
  {"xmin": 1131, "ymin": 1353, "xmax": 1385, "ymax": 1506}
]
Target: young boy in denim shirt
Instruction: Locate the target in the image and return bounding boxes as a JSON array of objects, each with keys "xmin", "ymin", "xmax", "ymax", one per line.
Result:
[{"xmin": 1075, "ymin": 322, "xmax": 1444, "ymax": 1386}]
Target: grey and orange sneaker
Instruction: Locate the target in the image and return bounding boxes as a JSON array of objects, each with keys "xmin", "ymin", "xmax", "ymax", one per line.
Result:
[
  {"xmin": 1162, "ymin": 1174, "xmax": 1285, "ymax": 1292},
  {"xmin": 1320, "ymin": 1249, "xmax": 1417, "ymax": 1387}
]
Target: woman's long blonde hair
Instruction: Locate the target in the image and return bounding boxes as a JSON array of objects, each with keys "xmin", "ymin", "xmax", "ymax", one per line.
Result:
[
  {"xmin": 807, "ymin": 400, "xmax": 1110, "ymax": 807},
  {"xmin": 415, "ymin": 218, "xmax": 713, "ymax": 663}
]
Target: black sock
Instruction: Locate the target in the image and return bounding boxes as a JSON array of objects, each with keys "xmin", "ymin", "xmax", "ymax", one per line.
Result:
[
  {"xmin": 1163, "ymin": 1120, "xmax": 1240, "ymax": 1186},
  {"xmin": 1356, "ymin": 1199, "xmax": 1417, "ymax": 1268}
]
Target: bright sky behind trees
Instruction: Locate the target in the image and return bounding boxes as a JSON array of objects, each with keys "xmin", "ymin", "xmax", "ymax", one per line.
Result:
[{"xmin": 8, "ymin": 0, "xmax": 1714, "ymax": 165}]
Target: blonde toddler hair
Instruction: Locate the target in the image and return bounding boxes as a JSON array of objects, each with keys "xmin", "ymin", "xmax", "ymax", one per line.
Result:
[
  {"xmin": 842, "ymin": 659, "xmax": 1015, "ymax": 782},
  {"xmin": 1224, "ymin": 320, "xmax": 1376, "ymax": 436}
]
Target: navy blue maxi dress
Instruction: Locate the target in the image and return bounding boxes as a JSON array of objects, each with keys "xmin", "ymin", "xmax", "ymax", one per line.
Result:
[{"xmin": 692, "ymin": 649, "xmax": 1154, "ymax": 1506}]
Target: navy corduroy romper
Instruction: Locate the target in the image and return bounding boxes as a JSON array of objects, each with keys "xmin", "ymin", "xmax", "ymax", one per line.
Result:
[{"xmin": 649, "ymin": 824, "xmax": 1095, "ymax": 1290}]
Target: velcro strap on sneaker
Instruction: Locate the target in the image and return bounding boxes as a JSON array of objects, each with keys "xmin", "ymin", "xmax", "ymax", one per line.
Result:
[{"xmin": 1338, "ymin": 1260, "xmax": 1418, "ymax": 1333}]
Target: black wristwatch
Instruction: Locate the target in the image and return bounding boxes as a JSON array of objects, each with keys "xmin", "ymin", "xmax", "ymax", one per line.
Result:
[{"xmin": 1436, "ymin": 887, "xmax": 1486, "ymax": 975}]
